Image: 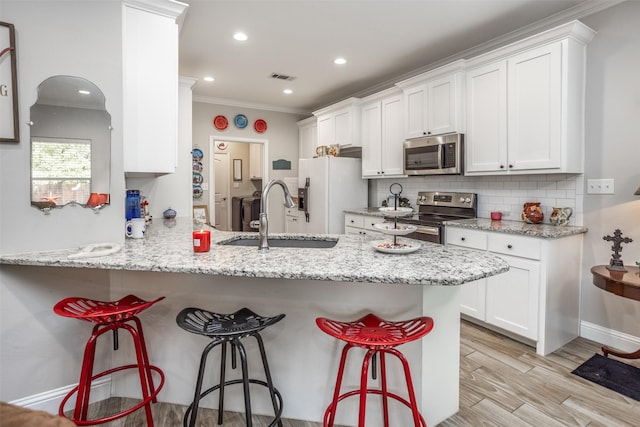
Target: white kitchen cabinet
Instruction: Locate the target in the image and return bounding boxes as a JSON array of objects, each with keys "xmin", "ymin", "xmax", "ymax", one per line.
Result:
[
  {"xmin": 313, "ymin": 98, "xmax": 362, "ymax": 148},
  {"xmin": 361, "ymin": 90, "xmax": 405, "ymax": 178},
  {"xmin": 249, "ymin": 144, "xmax": 263, "ymax": 180},
  {"xmin": 465, "ymin": 21, "xmax": 595, "ymax": 175},
  {"xmin": 446, "ymin": 225, "xmax": 583, "ymax": 355},
  {"xmin": 344, "ymin": 213, "xmax": 385, "ymax": 237},
  {"xmin": 297, "ymin": 116, "xmax": 317, "ymax": 159},
  {"xmin": 122, "ymin": 0, "xmax": 186, "ymax": 175},
  {"xmin": 395, "ymin": 60, "xmax": 464, "ymax": 139}
]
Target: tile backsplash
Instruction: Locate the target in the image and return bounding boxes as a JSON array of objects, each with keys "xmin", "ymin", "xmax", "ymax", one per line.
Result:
[{"xmin": 370, "ymin": 174, "xmax": 584, "ymax": 226}]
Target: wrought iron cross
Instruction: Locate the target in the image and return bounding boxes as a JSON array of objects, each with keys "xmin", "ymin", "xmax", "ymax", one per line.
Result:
[{"xmin": 603, "ymin": 229, "xmax": 633, "ymax": 272}]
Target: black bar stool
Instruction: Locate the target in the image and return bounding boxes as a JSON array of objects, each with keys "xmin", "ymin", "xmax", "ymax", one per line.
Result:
[{"xmin": 176, "ymin": 307, "xmax": 285, "ymax": 427}]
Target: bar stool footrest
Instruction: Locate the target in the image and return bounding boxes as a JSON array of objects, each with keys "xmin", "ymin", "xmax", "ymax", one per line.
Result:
[
  {"xmin": 324, "ymin": 388, "xmax": 427, "ymax": 427},
  {"xmin": 60, "ymin": 364, "xmax": 165, "ymax": 426},
  {"xmin": 183, "ymin": 378, "xmax": 283, "ymax": 427}
]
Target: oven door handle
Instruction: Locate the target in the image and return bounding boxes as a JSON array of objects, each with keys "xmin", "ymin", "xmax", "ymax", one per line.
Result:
[{"xmin": 414, "ymin": 225, "xmax": 440, "ymax": 236}]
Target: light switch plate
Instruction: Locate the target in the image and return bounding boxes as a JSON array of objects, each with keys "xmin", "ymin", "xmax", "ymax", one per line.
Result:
[
  {"xmin": 201, "ymin": 183, "xmax": 208, "ymax": 191},
  {"xmin": 587, "ymin": 179, "xmax": 615, "ymax": 194}
]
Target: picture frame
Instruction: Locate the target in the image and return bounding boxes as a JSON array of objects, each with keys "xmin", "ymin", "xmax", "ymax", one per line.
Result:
[
  {"xmin": 1, "ymin": 21, "xmax": 19, "ymax": 142},
  {"xmin": 193, "ymin": 205, "xmax": 209, "ymax": 225},
  {"xmin": 233, "ymin": 159, "xmax": 242, "ymax": 181}
]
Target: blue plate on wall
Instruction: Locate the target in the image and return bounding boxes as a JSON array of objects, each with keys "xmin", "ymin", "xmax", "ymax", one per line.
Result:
[{"xmin": 234, "ymin": 114, "xmax": 248, "ymax": 129}]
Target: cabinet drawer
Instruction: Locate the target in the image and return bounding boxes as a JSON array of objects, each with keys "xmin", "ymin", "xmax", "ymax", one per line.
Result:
[
  {"xmin": 488, "ymin": 233, "xmax": 541, "ymax": 260},
  {"xmin": 445, "ymin": 228, "xmax": 487, "ymax": 250},
  {"xmin": 345, "ymin": 214, "xmax": 365, "ymax": 229},
  {"xmin": 364, "ymin": 216, "xmax": 386, "ymax": 231}
]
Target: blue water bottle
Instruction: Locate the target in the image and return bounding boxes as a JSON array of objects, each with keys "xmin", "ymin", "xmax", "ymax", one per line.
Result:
[{"xmin": 125, "ymin": 190, "xmax": 141, "ymax": 220}]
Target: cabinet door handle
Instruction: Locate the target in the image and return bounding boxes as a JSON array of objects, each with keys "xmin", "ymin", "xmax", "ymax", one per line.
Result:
[
  {"xmin": 461, "ymin": 237, "xmax": 466, "ymax": 241},
  {"xmin": 507, "ymin": 244, "xmax": 513, "ymax": 249},
  {"xmin": 499, "ymin": 165, "xmax": 505, "ymax": 169},
  {"xmin": 508, "ymin": 164, "xmax": 513, "ymax": 169}
]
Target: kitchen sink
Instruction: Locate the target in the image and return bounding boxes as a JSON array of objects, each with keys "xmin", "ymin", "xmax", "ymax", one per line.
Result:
[{"xmin": 219, "ymin": 236, "xmax": 338, "ymax": 248}]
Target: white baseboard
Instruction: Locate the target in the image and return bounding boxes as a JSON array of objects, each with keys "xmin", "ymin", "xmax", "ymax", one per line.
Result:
[
  {"xmin": 9, "ymin": 377, "xmax": 111, "ymax": 415},
  {"xmin": 581, "ymin": 321, "xmax": 640, "ymax": 352}
]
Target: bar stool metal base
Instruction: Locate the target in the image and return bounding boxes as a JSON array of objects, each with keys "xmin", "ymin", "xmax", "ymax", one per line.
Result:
[
  {"xmin": 53, "ymin": 295, "xmax": 165, "ymax": 427},
  {"xmin": 177, "ymin": 307, "xmax": 285, "ymax": 427},
  {"xmin": 317, "ymin": 314, "xmax": 433, "ymax": 427}
]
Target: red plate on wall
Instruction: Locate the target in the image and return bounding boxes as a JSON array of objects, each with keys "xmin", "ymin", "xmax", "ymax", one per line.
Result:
[
  {"xmin": 254, "ymin": 119, "xmax": 267, "ymax": 133},
  {"xmin": 213, "ymin": 115, "xmax": 228, "ymax": 130}
]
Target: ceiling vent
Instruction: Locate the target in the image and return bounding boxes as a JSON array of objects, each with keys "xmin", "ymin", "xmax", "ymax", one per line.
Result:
[{"xmin": 270, "ymin": 73, "xmax": 296, "ymax": 81}]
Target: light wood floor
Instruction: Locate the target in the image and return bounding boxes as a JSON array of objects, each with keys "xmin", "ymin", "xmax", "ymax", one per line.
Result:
[{"xmin": 77, "ymin": 320, "xmax": 640, "ymax": 426}]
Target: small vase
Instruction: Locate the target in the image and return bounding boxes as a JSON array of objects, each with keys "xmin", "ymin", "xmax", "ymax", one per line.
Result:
[
  {"xmin": 521, "ymin": 202, "xmax": 544, "ymax": 224},
  {"xmin": 549, "ymin": 207, "xmax": 572, "ymax": 226}
]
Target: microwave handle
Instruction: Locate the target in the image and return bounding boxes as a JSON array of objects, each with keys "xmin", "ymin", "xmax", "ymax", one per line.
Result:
[{"xmin": 438, "ymin": 143, "xmax": 444, "ymax": 169}]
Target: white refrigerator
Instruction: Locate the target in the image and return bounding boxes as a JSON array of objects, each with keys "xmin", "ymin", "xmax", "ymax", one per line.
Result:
[{"xmin": 298, "ymin": 157, "xmax": 368, "ymax": 234}]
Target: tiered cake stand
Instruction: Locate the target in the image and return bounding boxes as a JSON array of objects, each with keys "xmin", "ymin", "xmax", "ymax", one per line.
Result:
[{"xmin": 371, "ymin": 184, "xmax": 420, "ymax": 254}]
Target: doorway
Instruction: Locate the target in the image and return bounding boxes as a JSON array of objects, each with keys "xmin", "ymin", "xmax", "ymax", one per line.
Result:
[
  {"xmin": 209, "ymin": 136, "xmax": 269, "ymax": 230},
  {"xmin": 213, "ymin": 153, "xmax": 229, "ymax": 230}
]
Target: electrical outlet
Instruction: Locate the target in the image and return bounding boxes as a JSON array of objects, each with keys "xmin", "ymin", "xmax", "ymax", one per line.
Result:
[
  {"xmin": 587, "ymin": 179, "xmax": 615, "ymax": 194},
  {"xmin": 201, "ymin": 183, "xmax": 208, "ymax": 191}
]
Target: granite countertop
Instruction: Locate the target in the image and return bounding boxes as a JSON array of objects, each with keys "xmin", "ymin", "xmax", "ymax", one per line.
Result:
[
  {"xmin": 0, "ymin": 219, "xmax": 508, "ymax": 286},
  {"xmin": 344, "ymin": 207, "xmax": 392, "ymax": 217},
  {"xmin": 445, "ymin": 218, "xmax": 588, "ymax": 239}
]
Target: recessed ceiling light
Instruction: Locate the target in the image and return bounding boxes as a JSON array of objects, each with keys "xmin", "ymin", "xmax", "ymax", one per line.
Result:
[
  {"xmin": 203, "ymin": 76, "xmax": 215, "ymax": 82},
  {"xmin": 78, "ymin": 90, "xmax": 91, "ymax": 95},
  {"xmin": 334, "ymin": 58, "xmax": 347, "ymax": 65},
  {"xmin": 233, "ymin": 32, "xmax": 248, "ymax": 41},
  {"xmin": 283, "ymin": 89, "xmax": 293, "ymax": 95}
]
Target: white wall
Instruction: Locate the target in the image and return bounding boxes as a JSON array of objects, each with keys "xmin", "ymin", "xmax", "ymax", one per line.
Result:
[
  {"xmin": 0, "ymin": 0, "xmax": 125, "ymax": 254},
  {"xmin": 0, "ymin": 0, "xmax": 125, "ymax": 405},
  {"xmin": 580, "ymin": 2, "xmax": 640, "ymax": 347}
]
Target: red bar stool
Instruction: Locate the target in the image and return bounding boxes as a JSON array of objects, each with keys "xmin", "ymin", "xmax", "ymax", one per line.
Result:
[
  {"xmin": 316, "ymin": 313, "xmax": 434, "ymax": 427},
  {"xmin": 53, "ymin": 294, "xmax": 165, "ymax": 426}
]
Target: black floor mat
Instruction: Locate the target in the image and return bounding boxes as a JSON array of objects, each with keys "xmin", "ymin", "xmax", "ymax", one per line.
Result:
[{"xmin": 572, "ymin": 353, "xmax": 640, "ymax": 401}]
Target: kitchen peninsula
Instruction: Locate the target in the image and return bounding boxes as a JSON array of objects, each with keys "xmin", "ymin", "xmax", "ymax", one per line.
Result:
[{"xmin": 0, "ymin": 219, "xmax": 509, "ymax": 426}]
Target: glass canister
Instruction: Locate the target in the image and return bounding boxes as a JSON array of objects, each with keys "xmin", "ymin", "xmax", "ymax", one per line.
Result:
[{"xmin": 125, "ymin": 190, "xmax": 141, "ymax": 220}]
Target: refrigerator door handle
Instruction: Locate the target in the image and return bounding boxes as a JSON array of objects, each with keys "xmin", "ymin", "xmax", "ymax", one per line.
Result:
[{"xmin": 304, "ymin": 177, "xmax": 310, "ymax": 222}]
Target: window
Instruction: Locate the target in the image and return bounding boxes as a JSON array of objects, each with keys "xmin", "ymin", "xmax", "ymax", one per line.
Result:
[{"xmin": 31, "ymin": 137, "xmax": 92, "ymax": 206}]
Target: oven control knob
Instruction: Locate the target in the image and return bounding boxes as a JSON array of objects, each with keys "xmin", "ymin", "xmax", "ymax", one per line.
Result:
[
  {"xmin": 459, "ymin": 197, "xmax": 465, "ymax": 203},
  {"xmin": 464, "ymin": 197, "xmax": 471, "ymax": 203}
]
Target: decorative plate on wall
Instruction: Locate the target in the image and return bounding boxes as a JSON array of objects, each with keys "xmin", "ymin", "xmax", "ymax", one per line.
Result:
[
  {"xmin": 216, "ymin": 141, "xmax": 228, "ymax": 150},
  {"xmin": 191, "ymin": 148, "xmax": 203, "ymax": 160},
  {"xmin": 213, "ymin": 115, "xmax": 228, "ymax": 130},
  {"xmin": 234, "ymin": 114, "xmax": 248, "ymax": 129},
  {"xmin": 254, "ymin": 119, "xmax": 267, "ymax": 133}
]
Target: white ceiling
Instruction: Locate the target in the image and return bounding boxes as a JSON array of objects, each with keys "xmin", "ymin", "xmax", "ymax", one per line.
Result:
[{"xmin": 178, "ymin": 0, "xmax": 615, "ymax": 114}]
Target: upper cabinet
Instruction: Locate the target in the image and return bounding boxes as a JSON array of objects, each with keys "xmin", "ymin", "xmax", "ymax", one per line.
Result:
[
  {"xmin": 297, "ymin": 116, "xmax": 317, "ymax": 160},
  {"xmin": 122, "ymin": 0, "xmax": 187, "ymax": 175},
  {"xmin": 465, "ymin": 21, "xmax": 595, "ymax": 175},
  {"xmin": 313, "ymin": 98, "xmax": 362, "ymax": 148},
  {"xmin": 361, "ymin": 89, "xmax": 406, "ymax": 178},
  {"xmin": 395, "ymin": 60, "xmax": 465, "ymax": 139}
]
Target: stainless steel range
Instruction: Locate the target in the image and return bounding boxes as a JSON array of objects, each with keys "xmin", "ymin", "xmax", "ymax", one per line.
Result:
[{"xmin": 389, "ymin": 191, "xmax": 477, "ymax": 244}]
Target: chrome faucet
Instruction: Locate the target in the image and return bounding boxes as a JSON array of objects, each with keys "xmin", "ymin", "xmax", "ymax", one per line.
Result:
[{"xmin": 258, "ymin": 179, "xmax": 296, "ymax": 251}]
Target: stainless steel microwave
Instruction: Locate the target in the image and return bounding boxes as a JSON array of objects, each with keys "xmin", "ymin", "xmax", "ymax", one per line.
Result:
[{"xmin": 403, "ymin": 133, "xmax": 464, "ymax": 175}]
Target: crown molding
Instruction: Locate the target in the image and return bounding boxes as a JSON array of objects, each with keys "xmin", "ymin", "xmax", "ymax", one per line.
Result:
[{"xmin": 192, "ymin": 95, "xmax": 311, "ymax": 116}]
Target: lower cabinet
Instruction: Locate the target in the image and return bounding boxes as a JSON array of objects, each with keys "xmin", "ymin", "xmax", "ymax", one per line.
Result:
[
  {"xmin": 446, "ymin": 226, "xmax": 582, "ymax": 355},
  {"xmin": 344, "ymin": 213, "xmax": 385, "ymax": 237}
]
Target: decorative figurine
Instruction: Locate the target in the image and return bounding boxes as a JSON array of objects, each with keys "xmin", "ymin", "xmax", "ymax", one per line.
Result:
[
  {"xmin": 603, "ymin": 229, "xmax": 633, "ymax": 272},
  {"xmin": 521, "ymin": 202, "xmax": 544, "ymax": 224},
  {"xmin": 549, "ymin": 207, "xmax": 573, "ymax": 226}
]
